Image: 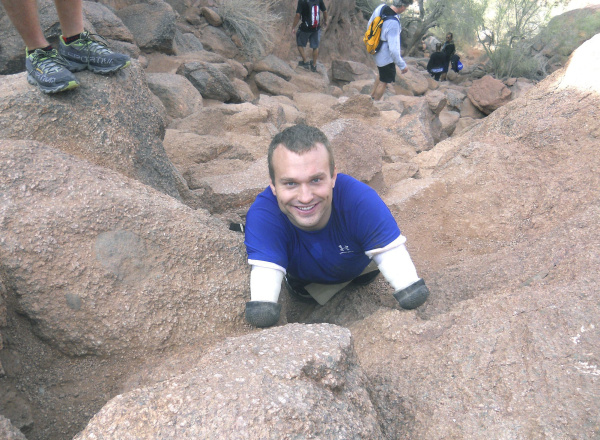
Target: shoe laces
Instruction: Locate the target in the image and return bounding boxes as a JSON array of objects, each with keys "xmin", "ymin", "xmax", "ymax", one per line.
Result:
[
  {"xmin": 74, "ymin": 31, "xmax": 114, "ymax": 55},
  {"xmin": 28, "ymin": 49, "xmax": 70, "ymax": 73}
]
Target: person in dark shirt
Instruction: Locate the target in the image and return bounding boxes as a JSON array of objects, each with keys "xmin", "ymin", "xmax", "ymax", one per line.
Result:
[
  {"xmin": 427, "ymin": 43, "xmax": 446, "ymax": 81},
  {"xmin": 440, "ymin": 32, "xmax": 455, "ymax": 81},
  {"xmin": 291, "ymin": 0, "xmax": 328, "ymax": 72}
]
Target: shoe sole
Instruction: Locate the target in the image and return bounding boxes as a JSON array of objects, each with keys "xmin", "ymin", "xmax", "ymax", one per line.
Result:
[
  {"xmin": 27, "ymin": 74, "xmax": 80, "ymax": 94},
  {"xmin": 64, "ymin": 59, "xmax": 131, "ymax": 75}
]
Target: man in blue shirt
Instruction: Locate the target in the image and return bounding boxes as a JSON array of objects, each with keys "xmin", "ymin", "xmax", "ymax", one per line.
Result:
[
  {"xmin": 244, "ymin": 124, "xmax": 430, "ymax": 328},
  {"xmin": 369, "ymin": 0, "xmax": 413, "ymax": 100}
]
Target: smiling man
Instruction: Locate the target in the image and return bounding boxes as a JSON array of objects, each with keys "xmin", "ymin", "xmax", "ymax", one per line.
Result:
[{"xmin": 244, "ymin": 124, "xmax": 430, "ymax": 327}]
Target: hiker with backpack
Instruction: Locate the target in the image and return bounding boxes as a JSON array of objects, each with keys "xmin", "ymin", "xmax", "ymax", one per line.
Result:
[
  {"xmin": 367, "ymin": 0, "xmax": 414, "ymax": 100},
  {"xmin": 440, "ymin": 32, "xmax": 456, "ymax": 81},
  {"xmin": 243, "ymin": 124, "xmax": 430, "ymax": 328},
  {"xmin": 292, "ymin": 0, "xmax": 328, "ymax": 72},
  {"xmin": 427, "ymin": 43, "xmax": 446, "ymax": 81}
]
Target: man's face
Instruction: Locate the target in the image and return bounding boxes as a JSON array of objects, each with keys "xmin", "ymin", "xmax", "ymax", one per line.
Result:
[
  {"xmin": 269, "ymin": 143, "xmax": 337, "ymax": 231},
  {"xmin": 446, "ymin": 34, "xmax": 452, "ymax": 41}
]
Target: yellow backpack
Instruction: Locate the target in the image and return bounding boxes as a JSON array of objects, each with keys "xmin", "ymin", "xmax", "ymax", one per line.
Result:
[{"xmin": 363, "ymin": 9, "xmax": 399, "ymax": 55}]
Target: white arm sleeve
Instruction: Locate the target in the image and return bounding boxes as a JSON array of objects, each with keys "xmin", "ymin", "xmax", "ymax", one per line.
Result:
[
  {"xmin": 250, "ymin": 265, "xmax": 284, "ymax": 303},
  {"xmin": 370, "ymin": 239, "xmax": 420, "ymax": 292}
]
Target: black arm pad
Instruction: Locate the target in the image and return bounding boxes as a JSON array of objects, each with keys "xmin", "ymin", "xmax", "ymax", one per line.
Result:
[
  {"xmin": 393, "ymin": 279, "xmax": 430, "ymax": 310},
  {"xmin": 245, "ymin": 301, "xmax": 281, "ymax": 328}
]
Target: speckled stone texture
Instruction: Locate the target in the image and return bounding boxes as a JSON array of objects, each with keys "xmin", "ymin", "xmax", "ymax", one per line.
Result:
[{"xmin": 74, "ymin": 323, "xmax": 384, "ymax": 440}]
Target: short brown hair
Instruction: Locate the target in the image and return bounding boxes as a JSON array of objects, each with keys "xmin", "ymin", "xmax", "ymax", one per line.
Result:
[{"xmin": 268, "ymin": 124, "xmax": 335, "ymax": 182}]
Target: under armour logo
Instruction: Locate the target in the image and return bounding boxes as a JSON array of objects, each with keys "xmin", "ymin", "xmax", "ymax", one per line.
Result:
[{"xmin": 338, "ymin": 245, "xmax": 351, "ymax": 254}]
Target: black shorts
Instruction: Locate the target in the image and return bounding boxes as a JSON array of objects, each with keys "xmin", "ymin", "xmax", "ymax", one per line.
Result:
[
  {"xmin": 296, "ymin": 29, "xmax": 321, "ymax": 49},
  {"xmin": 377, "ymin": 63, "xmax": 396, "ymax": 83}
]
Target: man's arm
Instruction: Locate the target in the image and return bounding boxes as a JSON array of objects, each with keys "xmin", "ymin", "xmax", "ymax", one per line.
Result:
[
  {"xmin": 366, "ymin": 236, "xmax": 430, "ymax": 309},
  {"xmin": 245, "ymin": 265, "xmax": 284, "ymax": 328},
  {"xmin": 385, "ymin": 21, "xmax": 408, "ymax": 72},
  {"xmin": 292, "ymin": 12, "xmax": 301, "ymax": 34}
]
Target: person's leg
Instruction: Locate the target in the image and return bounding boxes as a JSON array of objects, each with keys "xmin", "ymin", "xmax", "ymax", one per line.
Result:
[
  {"xmin": 56, "ymin": 0, "xmax": 131, "ymax": 76},
  {"xmin": 309, "ymin": 30, "xmax": 320, "ymax": 71},
  {"xmin": 372, "ymin": 63, "xmax": 395, "ymax": 100},
  {"xmin": 297, "ymin": 45, "xmax": 308, "ymax": 63},
  {"xmin": 296, "ymin": 30, "xmax": 309, "ymax": 66},
  {"xmin": 370, "ymin": 77, "xmax": 380, "ymax": 99},
  {"xmin": 54, "ymin": 0, "xmax": 84, "ymax": 39},
  {"xmin": 372, "ymin": 80, "xmax": 387, "ymax": 101},
  {"xmin": 1, "ymin": 0, "xmax": 48, "ymax": 49}
]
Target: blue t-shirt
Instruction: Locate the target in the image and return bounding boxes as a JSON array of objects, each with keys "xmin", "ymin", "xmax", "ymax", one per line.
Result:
[{"xmin": 244, "ymin": 174, "xmax": 400, "ymax": 284}]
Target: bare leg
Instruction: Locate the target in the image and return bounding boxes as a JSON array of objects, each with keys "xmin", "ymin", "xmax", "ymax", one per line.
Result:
[
  {"xmin": 370, "ymin": 77, "xmax": 380, "ymax": 99},
  {"xmin": 297, "ymin": 46, "xmax": 307, "ymax": 63},
  {"xmin": 312, "ymin": 48, "xmax": 319, "ymax": 65},
  {"xmin": 372, "ymin": 80, "xmax": 387, "ymax": 101},
  {"xmin": 1, "ymin": 0, "xmax": 48, "ymax": 49},
  {"xmin": 54, "ymin": 0, "xmax": 84, "ymax": 38}
]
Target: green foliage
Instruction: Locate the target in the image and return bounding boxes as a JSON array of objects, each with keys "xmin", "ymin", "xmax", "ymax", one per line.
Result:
[
  {"xmin": 434, "ymin": 0, "xmax": 488, "ymax": 45},
  {"xmin": 479, "ymin": 0, "xmax": 569, "ymax": 79},
  {"xmin": 356, "ymin": 0, "xmax": 383, "ymax": 18},
  {"xmin": 217, "ymin": 0, "xmax": 282, "ymax": 60},
  {"xmin": 541, "ymin": 8, "xmax": 600, "ymax": 57},
  {"xmin": 486, "ymin": 42, "xmax": 548, "ymax": 79}
]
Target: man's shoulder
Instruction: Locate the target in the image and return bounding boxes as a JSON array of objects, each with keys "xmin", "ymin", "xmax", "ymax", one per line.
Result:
[
  {"xmin": 249, "ymin": 187, "xmax": 278, "ymax": 213},
  {"xmin": 335, "ymin": 174, "xmax": 379, "ymax": 201}
]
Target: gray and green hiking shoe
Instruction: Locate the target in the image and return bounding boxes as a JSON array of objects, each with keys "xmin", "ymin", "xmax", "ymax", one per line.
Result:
[
  {"xmin": 25, "ymin": 48, "xmax": 80, "ymax": 94},
  {"xmin": 58, "ymin": 31, "xmax": 131, "ymax": 74}
]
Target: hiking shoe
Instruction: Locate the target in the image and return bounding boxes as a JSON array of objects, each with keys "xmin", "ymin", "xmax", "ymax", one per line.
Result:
[
  {"xmin": 298, "ymin": 60, "xmax": 310, "ymax": 69},
  {"xmin": 284, "ymin": 275, "xmax": 317, "ymax": 303},
  {"xmin": 310, "ymin": 61, "xmax": 317, "ymax": 72},
  {"xmin": 59, "ymin": 31, "xmax": 131, "ymax": 74},
  {"xmin": 352, "ymin": 269, "xmax": 380, "ymax": 286},
  {"xmin": 25, "ymin": 48, "xmax": 79, "ymax": 94}
]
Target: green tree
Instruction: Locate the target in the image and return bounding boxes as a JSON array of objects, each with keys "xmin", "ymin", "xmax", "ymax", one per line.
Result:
[
  {"xmin": 435, "ymin": 0, "xmax": 488, "ymax": 46},
  {"xmin": 479, "ymin": 0, "xmax": 568, "ymax": 78}
]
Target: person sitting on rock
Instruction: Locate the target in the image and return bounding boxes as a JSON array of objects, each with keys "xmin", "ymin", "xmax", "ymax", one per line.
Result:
[
  {"xmin": 243, "ymin": 124, "xmax": 430, "ymax": 328},
  {"xmin": 427, "ymin": 43, "xmax": 446, "ymax": 81},
  {"xmin": 1, "ymin": 0, "xmax": 131, "ymax": 94}
]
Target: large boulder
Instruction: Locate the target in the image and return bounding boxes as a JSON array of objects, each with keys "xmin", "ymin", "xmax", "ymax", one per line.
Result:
[
  {"xmin": 253, "ymin": 54, "xmax": 296, "ymax": 81},
  {"xmin": 394, "ymin": 66, "xmax": 429, "ymax": 96},
  {"xmin": 177, "ymin": 61, "xmax": 243, "ymax": 102},
  {"xmin": 299, "ymin": 36, "xmax": 600, "ymax": 439},
  {"xmin": 254, "ymin": 71, "xmax": 300, "ymax": 99},
  {"xmin": 146, "ymin": 72, "xmax": 203, "ymax": 119},
  {"xmin": 0, "ymin": 140, "xmax": 251, "ymax": 357},
  {"xmin": 74, "ymin": 324, "xmax": 384, "ymax": 440},
  {"xmin": 322, "ymin": 119, "xmax": 388, "ymax": 189},
  {"xmin": 467, "ymin": 75, "xmax": 512, "ymax": 115},
  {"xmin": 171, "ymin": 103, "xmax": 271, "ymax": 137},
  {"xmin": 0, "ymin": 415, "xmax": 26, "ymax": 440},
  {"xmin": 331, "ymin": 59, "xmax": 376, "ymax": 82},
  {"xmin": 116, "ymin": 0, "xmax": 177, "ymax": 54},
  {"xmin": 0, "ymin": 63, "xmax": 189, "ymax": 202}
]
